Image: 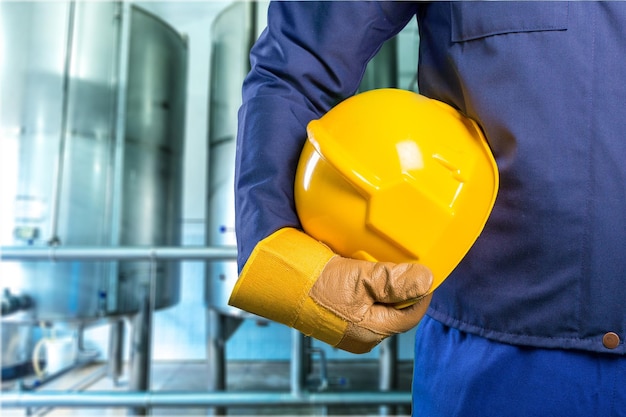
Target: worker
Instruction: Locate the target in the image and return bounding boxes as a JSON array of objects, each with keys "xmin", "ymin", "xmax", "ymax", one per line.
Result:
[{"xmin": 229, "ymin": 2, "xmax": 626, "ymax": 415}]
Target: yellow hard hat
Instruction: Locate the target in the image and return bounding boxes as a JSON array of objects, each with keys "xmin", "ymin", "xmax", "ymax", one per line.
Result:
[{"xmin": 294, "ymin": 88, "xmax": 499, "ymax": 292}]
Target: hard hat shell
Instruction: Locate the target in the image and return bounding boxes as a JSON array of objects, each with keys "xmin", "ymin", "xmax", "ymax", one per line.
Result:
[{"xmin": 294, "ymin": 88, "xmax": 499, "ymax": 292}]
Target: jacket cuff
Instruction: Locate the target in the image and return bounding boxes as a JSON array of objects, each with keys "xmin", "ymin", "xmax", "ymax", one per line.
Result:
[{"xmin": 228, "ymin": 228, "xmax": 343, "ymax": 340}]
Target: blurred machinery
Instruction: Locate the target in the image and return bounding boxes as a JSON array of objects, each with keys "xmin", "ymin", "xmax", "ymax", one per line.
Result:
[
  {"xmin": 205, "ymin": 1, "xmax": 256, "ymax": 321},
  {"xmin": 204, "ymin": 3, "xmax": 259, "ymax": 413},
  {"xmin": 0, "ymin": 0, "xmax": 187, "ymax": 394}
]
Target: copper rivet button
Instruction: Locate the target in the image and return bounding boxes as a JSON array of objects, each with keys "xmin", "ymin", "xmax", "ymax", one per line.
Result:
[{"xmin": 602, "ymin": 332, "xmax": 620, "ymax": 349}]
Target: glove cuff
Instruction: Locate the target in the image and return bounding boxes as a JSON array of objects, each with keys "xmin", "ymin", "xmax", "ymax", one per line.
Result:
[{"xmin": 228, "ymin": 228, "xmax": 347, "ymax": 346}]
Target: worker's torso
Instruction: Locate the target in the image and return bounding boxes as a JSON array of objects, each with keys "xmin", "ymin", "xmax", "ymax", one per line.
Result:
[{"xmin": 417, "ymin": 1, "xmax": 626, "ymax": 354}]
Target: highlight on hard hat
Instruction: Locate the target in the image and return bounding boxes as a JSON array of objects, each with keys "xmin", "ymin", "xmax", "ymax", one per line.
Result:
[{"xmin": 294, "ymin": 88, "xmax": 499, "ymax": 292}]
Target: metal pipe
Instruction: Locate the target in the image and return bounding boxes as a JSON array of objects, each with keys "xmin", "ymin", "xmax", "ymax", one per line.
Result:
[
  {"xmin": 307, "ymin": 347, "xmax": 328, "ymax": 391},
  {"xmin": 47, "ymin": 0, "xmax": 77, "ymax": 246},
  {"xmin": 128, "ymin": 282, "xmax": 153, "ymax": 416},
  {"xmin": 290, "ymin": 329, "xmax": 305, "ymax": 396},
  {"xmin": 378, "ymin": 335, "xmax": 399, "ymax": 416},
  {"xmin": 1, "ymin": 391, "xmax": 411, "ymax": 408},
  {"xmin": 106, "ymin": 318, "xmax": 125, "ymax": 385},
  {"xmin": 0, "ymin": 246, "xmax": 237, "ymax": 261},
  {"xmin": 109, "ymin": 0, "xmax": 132, "ymax": 248},
  {"xmin": 206, "ymin": 308, "xmax": 226, "ymax": 416}
]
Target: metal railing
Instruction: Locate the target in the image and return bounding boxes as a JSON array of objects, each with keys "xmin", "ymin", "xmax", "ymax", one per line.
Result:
[
  {"xmin": 1, "ymin": 391, "xmax": 411, "ymax": 409},
  {"xmin": 0, "ymin": 246, "xmax": 237, "ymax": 262}
]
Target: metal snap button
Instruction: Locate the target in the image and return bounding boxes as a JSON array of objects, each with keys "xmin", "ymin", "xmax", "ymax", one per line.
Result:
[{"xmin": 602, "ymin": 332, "xmax": 620, "ymax": 349}]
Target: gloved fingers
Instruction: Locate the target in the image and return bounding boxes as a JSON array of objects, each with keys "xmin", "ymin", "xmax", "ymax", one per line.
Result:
[
  {"xmin": 310, "ymin": 256, "xmax": 433, "ymax": 324},
  {"xmin": 230, "ymin": 227, "xmax": 432, "ymax": 355},
  {"xmin": 335, "ymin": 294, "xmax": 433, "ymax": 354},
  {"xmin": 314, "ymin": 257, "xmax": 433, "ymax": 305},
  {"xmin": 363, "ymin": 292, "xmax": 433, "ymax": 335},
  {"xmin": 365, "ymin": 261, "xmax": 433, "ymax": 304}
]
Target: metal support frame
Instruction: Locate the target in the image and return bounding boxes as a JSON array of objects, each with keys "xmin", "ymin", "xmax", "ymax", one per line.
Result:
[
  {"xmin": 1, "ymin": 391, "xmax": 411, "ymax": 408},
  {"xmin": 107, "ymin": 318, "xmax": 125, "ymax": 385},
  {"xmin": 1, "ymin": 245, "xmax": 408, "ymax": 413},
  {"xmin": 0, "ymin": 246, "xmax": 237, "ymax": 261},
  {"xmin": 206, "ymin": 308, "xmax": 227, "ymax": 416},
  {"xmin": 379, "ymin": 336, "xmax": 399, "ymax": 416},
  {"xmin": 128, "ymin": 282, "xmax": 153, "ymax": 416}
]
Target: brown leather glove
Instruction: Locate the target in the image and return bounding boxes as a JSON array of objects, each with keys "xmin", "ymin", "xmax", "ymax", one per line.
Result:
[
  {"xmin": 229, "ymin": 227, "xmax": 433, "ymax": 353},
  {"xmin": 310, "ymin": 255, "xmax": 432, "ymax": 353}
]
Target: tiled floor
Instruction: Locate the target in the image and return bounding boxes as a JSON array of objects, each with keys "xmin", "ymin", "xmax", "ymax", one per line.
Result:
[{"xmin": 2, "ymin": 360, "xmax": 413, "ymax": 416}]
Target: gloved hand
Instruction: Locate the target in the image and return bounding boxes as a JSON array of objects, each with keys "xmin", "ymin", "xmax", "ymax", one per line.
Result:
[{"xmin": 228, "ymin": 227, "xmax": 433, "ymax": 354}]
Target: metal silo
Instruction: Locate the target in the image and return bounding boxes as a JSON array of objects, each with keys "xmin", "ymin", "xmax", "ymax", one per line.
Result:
[{"xmin": 0, "ymin": 0, "xmax": 187, "ymax": 379}]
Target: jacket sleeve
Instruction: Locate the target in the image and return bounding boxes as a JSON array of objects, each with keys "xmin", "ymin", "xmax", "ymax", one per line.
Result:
[{"xmin": 234, "ymin": 1, "xmax": 418, "ymax": 271}]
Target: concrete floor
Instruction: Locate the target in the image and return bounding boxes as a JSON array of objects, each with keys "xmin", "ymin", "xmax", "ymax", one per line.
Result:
[{"xmin": 2, "ymin": 360, "xmax": 413, "ymax": 416}]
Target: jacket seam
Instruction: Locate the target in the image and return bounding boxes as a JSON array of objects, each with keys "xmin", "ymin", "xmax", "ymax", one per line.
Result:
[{"xmin": 426, "ymin": 308, "xmax": 625, "ymax": 355}]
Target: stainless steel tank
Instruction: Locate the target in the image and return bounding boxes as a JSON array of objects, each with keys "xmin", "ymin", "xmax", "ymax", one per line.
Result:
[
  {"xmin": 0, "ymin": 1, "xmax": 187, "ymax": 323},
  {"xmin": 117, "ymin": 5, "xmax": 187, "ymax": 314},
  {"xmin": 205, "ymin": 1, "xmax": 256, "ymax": 319}
]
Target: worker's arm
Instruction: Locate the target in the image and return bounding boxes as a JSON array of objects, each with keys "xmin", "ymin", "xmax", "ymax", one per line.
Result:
[
  {"xmin": 229, "ymin": 228, "xmax": 432, "ymax": 354},
  {"xmin": 235, "ymin": 1, "xmax": 418, "ymax": 270},
  {"xmin": 233, "ymin": 2, "xmax": 424, "ymax": 353}
]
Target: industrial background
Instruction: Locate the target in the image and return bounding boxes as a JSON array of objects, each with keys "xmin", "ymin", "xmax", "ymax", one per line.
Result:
[{"xmin": 0, "ymin": 1, "xmax": 421, "ymax": 415}]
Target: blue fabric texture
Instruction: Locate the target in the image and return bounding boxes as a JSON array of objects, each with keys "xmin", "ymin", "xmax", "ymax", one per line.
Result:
[
  {"xmin": 235, "ymin": 1, "xmax": 417, "ymax": 269},
  {"xmin": 235, "ymin": 1, "xmax": 626, "ymax": 354},
  {"xmin": 412, "ymin": 316, "xmax": 626, "ymax": 416}
]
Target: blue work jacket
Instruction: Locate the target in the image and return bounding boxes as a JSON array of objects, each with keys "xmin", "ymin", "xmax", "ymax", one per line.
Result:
[{"xmin": 235, "ymin": 1, "xmax": 626, "ymax": 355}]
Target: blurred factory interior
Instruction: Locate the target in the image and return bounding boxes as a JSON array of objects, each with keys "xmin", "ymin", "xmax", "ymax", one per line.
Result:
[{"xmin": 0, "ymin": 1, "xmax": 421, "ymax": 415}]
